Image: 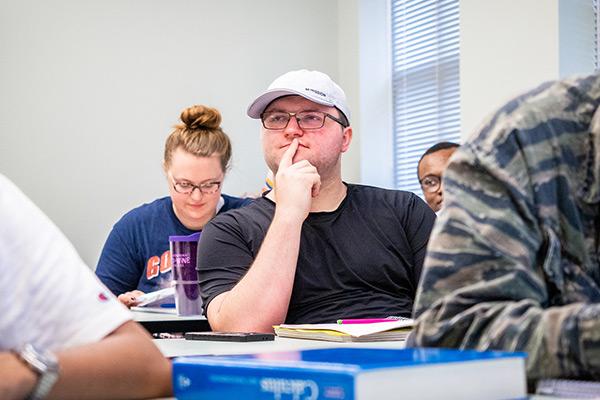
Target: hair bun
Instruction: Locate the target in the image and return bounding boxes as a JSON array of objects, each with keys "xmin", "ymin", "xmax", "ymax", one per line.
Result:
[{"xmin": 180, "ymin": 105, "xmax": 222, "ymax": 130}]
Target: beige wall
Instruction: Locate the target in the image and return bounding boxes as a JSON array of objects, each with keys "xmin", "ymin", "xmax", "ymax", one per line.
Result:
[
  {"xmin": 0, "ymin": 0, "xmax": 356, "ymax": 267},
  {"xmin": 358, "ymin": 0, "xmax": 596, "ymax": 189},
  {"xmin": 1, "ymin": 0, "xmax": 595, "ymax": 266},
  {"xmin": 338, "ymin": 0, "xmax": 361, "ymax": 182},
  {"xmin": 460, "ymin": 0, "xmax": 560, "ymax": 139},
  {"xmin": 460, "ymin": 0, "xmax": 595, "ymax": 140}
]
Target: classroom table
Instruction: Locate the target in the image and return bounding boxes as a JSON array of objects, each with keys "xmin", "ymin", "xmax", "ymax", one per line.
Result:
[
  {"xmin": 152, "ymin": 337, "xmax": 573, "ymax": 399},
  {"xmin": 132, "ymin": 308, "xmax": 210, "ymax": 334},
  {"xmin": 155, "ymin": 336, "xmax": 407, "ymax": 358},
  {"xmin": 151, "ymin": 337, "xmax": 407, "ymax": 400}
]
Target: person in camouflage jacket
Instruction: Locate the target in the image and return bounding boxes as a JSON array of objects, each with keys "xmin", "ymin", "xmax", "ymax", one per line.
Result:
[{"xmin": 411, "ymin": 73, "xmax": 600, "ymax": 380}]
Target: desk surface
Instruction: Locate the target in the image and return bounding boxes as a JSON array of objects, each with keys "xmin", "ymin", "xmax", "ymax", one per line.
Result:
[
  {"xmin": 155, "ymin": 336, "xmax": 407, "ymax": 358},
  {"xmin": 132, "ymin": 309, "xmax": 210, "ymax": 334},
  {"xmin": 152, "ymin": 338, "xmax": 407, "ymax": 400},
  {"xmin": 132, "ymin": 309, "xmax": 206, "ymax": 322},
  {"xmin": 153, "ymin": 338, "xmax": 580, "ymax": 400},
  {"xmin": 153, "ymin": 338, "xmax": 574, "ymax": 400}
]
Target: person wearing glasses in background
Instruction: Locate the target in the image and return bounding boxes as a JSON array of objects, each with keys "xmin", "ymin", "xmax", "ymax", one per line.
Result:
[
  {"xmin": 196, "ymin": 70, "xmax": 436, "ymax": 333},
  {"xmin": 95, "ymin": 105, "xmax": 252, "ymax": 307},
  {"xmin": 417, "ymin": 142, "xmax": 459, "ymax": 213}
]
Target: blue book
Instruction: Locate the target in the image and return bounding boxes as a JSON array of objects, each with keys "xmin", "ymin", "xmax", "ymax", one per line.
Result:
[{"xmin": 173, "ymin": 347, "xmax": 527, "ymax": 399}]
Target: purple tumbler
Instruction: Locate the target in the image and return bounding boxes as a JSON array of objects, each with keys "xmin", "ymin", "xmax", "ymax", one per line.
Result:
[{"xmin": 169, "ymin": 232, "xmax": 202, "ymax": 316}]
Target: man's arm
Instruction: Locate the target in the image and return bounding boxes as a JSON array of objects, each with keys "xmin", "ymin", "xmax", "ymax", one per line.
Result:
[
  {"xmin": 207, "ymin": 139, "xmax": 320, "ymax": 332},
  {"xmin": 0, "ymin": 352, "xmax": 37, "ymax": 400},
  {"xmin": 0, "ymin": 321, "xmax": 172, "ymax": 400}
]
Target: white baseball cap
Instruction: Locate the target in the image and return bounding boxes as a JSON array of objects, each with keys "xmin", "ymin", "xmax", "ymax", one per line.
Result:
[{"xmin": 247, "ymin": 69, "xmax": 351, "ymax": 123}]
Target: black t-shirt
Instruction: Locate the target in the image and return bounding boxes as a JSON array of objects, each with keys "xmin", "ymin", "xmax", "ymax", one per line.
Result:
[{"xmin": 197, "ymin": 183, "xmax": 436, "ymax": 324}]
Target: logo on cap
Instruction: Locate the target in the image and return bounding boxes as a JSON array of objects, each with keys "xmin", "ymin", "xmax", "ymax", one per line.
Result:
[{"xmin": 305, "ymin": 88, "xmax": 327, "ymax": 98}]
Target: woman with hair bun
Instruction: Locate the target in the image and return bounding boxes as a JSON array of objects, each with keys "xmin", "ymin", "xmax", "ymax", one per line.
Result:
[{"xmin": 95, "ymin": 105, "xmax": 252, "ymax": 307}]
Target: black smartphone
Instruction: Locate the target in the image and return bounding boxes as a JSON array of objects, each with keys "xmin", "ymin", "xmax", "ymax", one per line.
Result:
[{"xmin": 184, "ymin": 331, "xmax": 275, "ymax": 342}]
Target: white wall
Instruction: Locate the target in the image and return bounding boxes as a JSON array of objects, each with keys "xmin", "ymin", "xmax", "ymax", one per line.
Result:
[
  {"xmin": 357, "ymin": 0, "xmax": 394, "ymax": 189},
  {"xmin": 460, "ymin": 0, "xmax": 596, "ymax": 139},
  {"xmin": 0, "ymin": 0, "xmax": 361, "ymax": 268},
  {"xmin": 2, "ymin": 0, "xmax": 596, "ymax": 268},
  {"xmin": 460, "ymin": 0, "xmax": 560, "ymax": 139},
  {"xmin": 338, "ymin": 0, "xmax": 361, "ymax": 183},
  {"xmin": 360, "ymin": 0, "xmax": 598, "ymax": 191}
]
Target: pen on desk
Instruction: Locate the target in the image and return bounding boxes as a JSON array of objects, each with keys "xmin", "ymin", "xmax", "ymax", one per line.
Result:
[{"xmin": 337, "ymin": 318, "xmax": 395, "ymax": 324}]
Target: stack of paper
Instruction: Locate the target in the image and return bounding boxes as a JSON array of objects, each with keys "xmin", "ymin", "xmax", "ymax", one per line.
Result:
[
  {"xmin": 130, "ymin": 287, "xmax": 176, "ymax": 313},
  {"xmin": 135, "ymin": 287, "xmax": 175, "ymax": 306},
  {"xmin": 273, "ymin": 319, "xmax": 413, "ymax": 342},
  {"xmin": 537, "ymin": 378, "xmax": 600, "ymax": 398}
]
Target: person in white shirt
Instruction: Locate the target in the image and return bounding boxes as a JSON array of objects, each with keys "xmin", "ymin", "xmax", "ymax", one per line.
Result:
[{"xmin": 0, "ymin": 173, "xmax": 171, "ymax": 399}]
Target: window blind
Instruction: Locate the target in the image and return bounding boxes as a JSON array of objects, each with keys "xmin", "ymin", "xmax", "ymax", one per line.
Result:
[{"xmin": 391, "ymin": 0, "xmax": 460, "ymax": 193}]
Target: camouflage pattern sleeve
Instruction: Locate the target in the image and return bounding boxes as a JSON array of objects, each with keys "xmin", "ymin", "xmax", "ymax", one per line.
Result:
[{"xmin": 411, "ymin": 74, "xmax": 600, "ymax": 380}]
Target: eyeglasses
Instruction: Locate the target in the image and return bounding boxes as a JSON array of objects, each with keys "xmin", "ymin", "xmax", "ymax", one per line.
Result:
[
  {"xmin": 172, "ymin": 180, "xmax": 222, "ymax": 195},
  {"xmin": 261, "ymin": 111, "xmax": 348, "ymax": 130},
  {"xmin": 419, "ymin": 175, "xmax": 441, "ymax": 193}
]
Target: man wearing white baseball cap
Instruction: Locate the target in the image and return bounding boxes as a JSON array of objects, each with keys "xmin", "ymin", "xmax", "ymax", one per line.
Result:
[{"xmin": 197, "ymin": 69, "xmax": 436, "ymax": 332}]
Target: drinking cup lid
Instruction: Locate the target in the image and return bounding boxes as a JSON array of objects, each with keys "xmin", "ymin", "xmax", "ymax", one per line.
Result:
[{"xmin": 169, "ymin": 232, "xmax": 201, "ymax": 242}]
